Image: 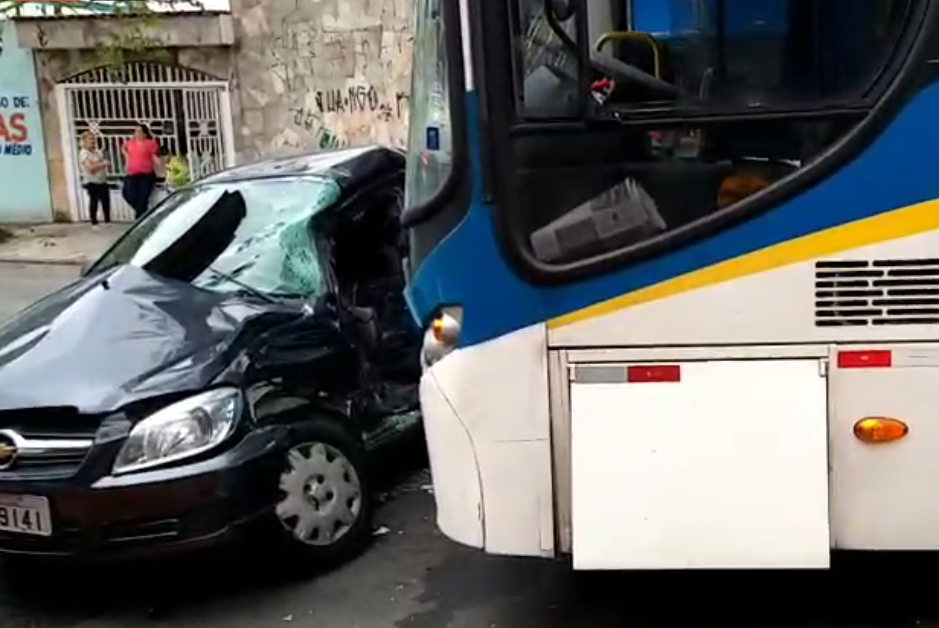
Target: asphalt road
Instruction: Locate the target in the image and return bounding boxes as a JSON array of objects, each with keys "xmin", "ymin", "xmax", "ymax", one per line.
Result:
[
  {"xmin": 5, "ymin": 263, "xmax": 939, "ymax": 628},
  {"xmin": 0, "ymin": 263, "xmax": 79, "ymax": 324},
  {"xmin": 4, "ymin": 487, "xmax": 939, "ymax": 628}
]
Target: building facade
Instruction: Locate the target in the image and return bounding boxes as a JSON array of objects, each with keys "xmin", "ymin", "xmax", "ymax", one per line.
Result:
[{"xmin": 2, "ymin": 0, "xmax": 414, "ymax": 223}]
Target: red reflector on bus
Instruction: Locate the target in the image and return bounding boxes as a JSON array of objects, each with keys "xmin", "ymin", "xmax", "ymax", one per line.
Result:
[
  {"xmin": 627, "ymin": 365, "xmax": 681, "ymax": 383},
  {"xmin": 837, "ymin": 350, "xmax": 892, "ymax": 369}
]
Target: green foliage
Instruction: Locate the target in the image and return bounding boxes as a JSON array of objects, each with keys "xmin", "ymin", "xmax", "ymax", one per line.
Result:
[
  {"xmin": 0, "ymin": 1, "xmax": 201, "ymax": 18},
  {"xmin": 95, "ymin": 12, "xmax": 170, "ymax": 83},
  {"xmin": 0, "ymin": 1, "xmax": 206, "ymax": 82},
  {"xmin": 165, "ymin": 154, "xmax": 190, "ymax": 189}
]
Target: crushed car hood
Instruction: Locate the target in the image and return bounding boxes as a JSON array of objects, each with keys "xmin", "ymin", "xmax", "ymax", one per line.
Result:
[{"xmin": 0, "ymin": 265, "xmax": 302, "ymax": 414}]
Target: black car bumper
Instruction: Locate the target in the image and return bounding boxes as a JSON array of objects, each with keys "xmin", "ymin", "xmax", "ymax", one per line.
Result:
[{"xmin": 0, "ymin": 426, "xmax": 289, "ymax": 560}]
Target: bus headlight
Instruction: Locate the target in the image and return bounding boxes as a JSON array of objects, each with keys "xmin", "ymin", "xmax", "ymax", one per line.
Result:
[{"xmin": 421, "ymin": 306, "xmax": 463, "ymax": 369}]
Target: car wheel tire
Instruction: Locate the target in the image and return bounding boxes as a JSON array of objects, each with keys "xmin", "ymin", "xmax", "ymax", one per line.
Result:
[{"xmin": 271, "ymin": 416, "xmax": 373, "ymax": 567}]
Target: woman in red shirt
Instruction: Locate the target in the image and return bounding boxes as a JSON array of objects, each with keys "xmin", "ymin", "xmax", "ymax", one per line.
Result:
[{"xmin": 121, "ymin": 123, "xmax": 161, "ymax": 219}]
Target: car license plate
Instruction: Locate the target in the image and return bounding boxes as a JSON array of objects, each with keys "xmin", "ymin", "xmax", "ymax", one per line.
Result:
[{"xmin": 0, "ymin": 494, "xmax": 52, "ymax": 537}]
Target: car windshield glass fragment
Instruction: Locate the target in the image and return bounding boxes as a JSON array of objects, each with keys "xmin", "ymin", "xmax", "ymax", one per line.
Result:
[{"xmin": 94, "ymin": 177, "xmax": 342, "ymax": 299}]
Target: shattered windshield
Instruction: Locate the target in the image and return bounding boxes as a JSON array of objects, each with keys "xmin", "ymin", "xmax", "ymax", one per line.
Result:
[{"xmin": 90, "ymin": 177, "xmax": 342, "ymax": 300}]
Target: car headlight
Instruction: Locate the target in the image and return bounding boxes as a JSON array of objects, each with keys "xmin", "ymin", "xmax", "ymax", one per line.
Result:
[
  {"xmin": 421, "ymin": 306, "xmax": 463, "ymax": 370},
  {"xmin": 113, "ymin": 387, "xmax": 242, "ymax": 474}
]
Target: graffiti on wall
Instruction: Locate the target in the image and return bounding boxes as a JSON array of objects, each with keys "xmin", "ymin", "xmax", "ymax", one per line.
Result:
[
  {"xmin": 287, "ymin": 83, "xmax": 412, "ymax": 150},
  {"xmin": 289, "ymin": 107, "xmax": 347, "ymax": 150},
  {"xmin": 0, "ymin": 95, "xmax": 33, "ymax": 156},
  {"xmin": 238, "ymin": 1, "xmax": 414, "ymax": 156},
  {"xmin": 313, "ymin": 85, "xmax": 411, "ymax": 121}
]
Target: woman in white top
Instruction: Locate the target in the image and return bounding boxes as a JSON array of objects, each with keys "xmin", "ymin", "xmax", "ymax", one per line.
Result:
[{"xmin": 78, "ymin": 131, "xmax": 111, "ymax": 226}]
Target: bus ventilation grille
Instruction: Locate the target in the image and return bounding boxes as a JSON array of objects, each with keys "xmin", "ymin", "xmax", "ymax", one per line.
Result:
[{"xmin": 815, "ymin": 259, "xmax": 939, "ymax": 327}]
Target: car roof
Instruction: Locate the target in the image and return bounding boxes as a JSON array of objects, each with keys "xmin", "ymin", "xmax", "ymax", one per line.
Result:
[{"xmin": 198, "ymin": 145, "xmax": 406, "ymax": 197}]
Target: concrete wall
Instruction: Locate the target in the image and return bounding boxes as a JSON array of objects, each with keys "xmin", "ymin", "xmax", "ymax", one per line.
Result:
[
  {"xmin": 231, "ymin": 0, "xmax": 413, "ymax": 161},
  {"xmin": 18, "ymin": 3, "xmax": 418, "ymax": 164},
  {"xmin": 0, "ymin": 20, "xmax": 52, "ymax": 223},
  {"xmin": 14, "ymin": 12, "xmax": 235, "ymax": 50}
]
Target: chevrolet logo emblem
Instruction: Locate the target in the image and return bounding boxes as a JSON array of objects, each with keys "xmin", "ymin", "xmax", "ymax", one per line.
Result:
[{"xmin": 0, "ymin": 437, "xmax": 18, "ymax": 470}]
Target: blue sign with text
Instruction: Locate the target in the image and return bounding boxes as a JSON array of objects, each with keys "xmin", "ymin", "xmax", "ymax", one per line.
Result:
[{"xmin": 0, "ymin": 20, "xmax": 51, "ymax": 222}]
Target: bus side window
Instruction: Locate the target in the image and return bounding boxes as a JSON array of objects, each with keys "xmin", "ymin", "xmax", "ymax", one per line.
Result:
[{"xmin": 505, "ymin": 0, "xmax": 915, "ymax": 265}]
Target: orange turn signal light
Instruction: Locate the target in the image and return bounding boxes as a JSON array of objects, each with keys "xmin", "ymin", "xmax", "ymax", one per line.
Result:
[
  {"xmin": 431, "ymin": 317, "xmax": 445, "ymax": 339},
  {"xmin": 430, "ymin": 313, "xmax": 460, "ymax": 345},
  {"xmin": 853, "ymin": 417, "xmax": 908, "ymax": 444}
]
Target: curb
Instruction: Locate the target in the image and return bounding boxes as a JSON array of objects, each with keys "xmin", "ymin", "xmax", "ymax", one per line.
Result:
[{"xmin": 0, "ymin": 256, "xmax": 86, "ymax": 267}]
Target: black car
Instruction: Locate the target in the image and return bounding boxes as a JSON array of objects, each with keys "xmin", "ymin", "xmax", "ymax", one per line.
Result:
[{"xmin": 0, "ymin": 146, "xmax": 422, "ymax": 564}]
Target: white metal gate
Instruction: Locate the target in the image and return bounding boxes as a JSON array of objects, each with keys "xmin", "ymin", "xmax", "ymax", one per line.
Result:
[{"xmin": 56, "ymin": 62, "xmax": 235, "ymax": 223}]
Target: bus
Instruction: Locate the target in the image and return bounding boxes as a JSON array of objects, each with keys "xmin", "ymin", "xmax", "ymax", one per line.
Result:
[{"xmin": 401, "ymin": 0, "xmax": 939, "ymax": 570}]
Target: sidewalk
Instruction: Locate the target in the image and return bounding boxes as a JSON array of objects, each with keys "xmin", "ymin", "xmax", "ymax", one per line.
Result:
[{"xmin": 0, "ymin": 223, "xmax": 127, "ymax": 266}]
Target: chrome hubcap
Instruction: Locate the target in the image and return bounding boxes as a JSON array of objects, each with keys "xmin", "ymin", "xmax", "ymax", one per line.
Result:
[{"xmin": 276, "ymin": 442, "xmax": 362, "ymax": 546}]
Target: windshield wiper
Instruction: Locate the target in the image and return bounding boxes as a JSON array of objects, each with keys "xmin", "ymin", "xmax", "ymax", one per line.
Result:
[{"xmin": 205, "ymin": 266, "xmax": 280, "ymax": 304}]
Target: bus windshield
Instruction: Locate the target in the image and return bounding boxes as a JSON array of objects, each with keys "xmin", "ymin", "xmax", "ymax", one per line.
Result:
[
  {"xmin": 516, "ymin": 0, "xmax": 913, "ymax": 119},
  {"xmin": 497, "ymin": 0, "xmax": 915, "ymax": 270}
]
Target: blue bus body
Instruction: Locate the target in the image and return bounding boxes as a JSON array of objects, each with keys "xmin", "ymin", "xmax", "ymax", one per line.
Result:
[{"xmin": 403, "ymin": 0, "xmax": 939, "ymax": 568}]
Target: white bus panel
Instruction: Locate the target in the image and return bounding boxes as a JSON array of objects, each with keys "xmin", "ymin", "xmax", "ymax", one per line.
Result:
[{"xmin": 570, "ymin": 359, "xmax": 830, "ymax": 569}]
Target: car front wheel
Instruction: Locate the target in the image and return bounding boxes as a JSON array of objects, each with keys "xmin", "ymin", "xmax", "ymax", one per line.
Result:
[{"xmin": 272, "ymin": 417, "xmax": 373, "ymax": 566}]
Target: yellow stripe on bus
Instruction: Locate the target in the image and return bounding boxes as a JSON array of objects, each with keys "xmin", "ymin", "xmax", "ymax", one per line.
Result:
[{"xmin": 548, "ymin": 197, "xmax": 939, "ymax": 329}]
